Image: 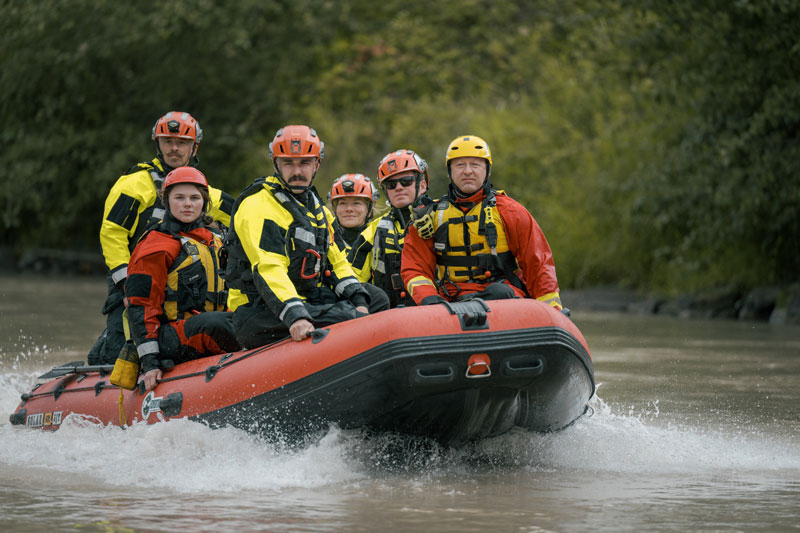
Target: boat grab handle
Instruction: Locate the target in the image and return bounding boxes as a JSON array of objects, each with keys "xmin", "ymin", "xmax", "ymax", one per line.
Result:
[
  {"xmin": 501, "ymin": 356, "xmax": 545, "ymax": 378},
  {"xmin": 410, "ymin": 362, "xmax": 456, "ymax": 386},
  {"xmin": 309, "ymin": 328, "xmax": 329, "ymax": 344}
]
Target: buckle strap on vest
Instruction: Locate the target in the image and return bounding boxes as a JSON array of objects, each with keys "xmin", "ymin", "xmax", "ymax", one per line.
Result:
[{"xmin": 437, "ymin": 250, "xmax": 516, "ymax": 270}]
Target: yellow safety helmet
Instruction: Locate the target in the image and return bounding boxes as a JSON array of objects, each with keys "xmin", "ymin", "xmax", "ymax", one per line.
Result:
[{"xmin": 445, "ymin": 135, "xmax": 493, "ymax": 172}]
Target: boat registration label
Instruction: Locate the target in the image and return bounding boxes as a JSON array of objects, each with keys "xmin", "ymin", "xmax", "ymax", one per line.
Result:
[{"xmin": 26, "ymin": 411, "xmax": 63, "ymax": 428}]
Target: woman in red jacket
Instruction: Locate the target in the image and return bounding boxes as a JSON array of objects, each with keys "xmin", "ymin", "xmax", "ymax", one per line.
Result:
[{"xmin": 125, "ymin": 167, "xmax": 240, "ymax": 391}]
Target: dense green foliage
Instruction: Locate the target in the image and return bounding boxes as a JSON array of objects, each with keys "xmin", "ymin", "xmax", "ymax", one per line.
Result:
[
  {"xmin": 625, "ymin": 1, "xmax": 800, "ymax": 289},
  {"xmin": 2, "ymin": 0, "xmax": 798, "ymax": 292}
]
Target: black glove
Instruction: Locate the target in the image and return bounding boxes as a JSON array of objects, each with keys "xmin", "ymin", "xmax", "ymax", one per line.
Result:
[
  {"xmin": 350, "ymin": 292, "xmax": 368, "ymax": 309},
  {"xmin": 138, "ymin": 353, "xmax": 161, "ymax": 374},
  {"xmin": 420, "ymin": 295, "xmax": 447, "ymax": 306}
]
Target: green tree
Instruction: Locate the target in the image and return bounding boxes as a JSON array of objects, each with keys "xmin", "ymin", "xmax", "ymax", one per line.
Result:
[
  {"xmin": 2, "ymin": 0, "xmax": 796, "ymax": 295},
  {"xmin": 624, "ymin": 0, "xmax": 800, "ymax": 289}
]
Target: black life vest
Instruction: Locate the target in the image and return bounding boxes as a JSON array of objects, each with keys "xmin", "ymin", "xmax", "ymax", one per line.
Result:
[{"xmin": 370, "ymin": 210, "xmax": 412, "ymax": 307}]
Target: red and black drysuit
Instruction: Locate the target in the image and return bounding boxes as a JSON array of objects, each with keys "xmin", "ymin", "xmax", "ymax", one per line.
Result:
[
  {"xmin": 124, "ymin": 218, "xmax": 240, "ymax": 374},
  {"xmin": 401, "ymin": 184, "xmax": 562, "ymax": 309}
]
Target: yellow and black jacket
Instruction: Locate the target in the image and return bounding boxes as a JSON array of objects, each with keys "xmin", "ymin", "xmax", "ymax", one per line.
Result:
[
  {"xmin": 224, "ymin": 176, "xmax": 368, "ymax": 327},
  {"xmin": 100, "ymin": 157, "xmax": 233, "ymax": 286},
  {"xmin": 332, "ymin": 220, "xmax": 367, "ymax": 255},
  {"xmin": 348, "ymin": 209, "xmax": 414, "ymax": 307}
]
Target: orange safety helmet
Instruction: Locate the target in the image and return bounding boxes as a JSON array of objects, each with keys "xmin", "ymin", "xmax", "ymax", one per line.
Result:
[
  {"xmin": 329, "ymin": 173, "xmax": 379, "ymax": 223},
  {"xmin": 162, "ymin": 166, "xmax": 209, "ymax": 215},
  {"xmin": 152, "ymin": 111, "xmax": 203, "ymax": 144},
  {"xmin": 162, "ymin": 166, "xmax": 209, "ymax": 192},
  {"xmin": 377, "ymin": 149, "xmax": 429, "ymax": 185},
  {"xmin": 328, "ymin": 174, "xmax": 379, "ymax": 204},
  {"xmin": 269, "ymin": 125, "xmax": 325, "ymax": 160}
]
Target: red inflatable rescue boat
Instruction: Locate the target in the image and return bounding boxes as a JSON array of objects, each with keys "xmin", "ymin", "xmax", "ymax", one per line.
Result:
[{"xmin": 10, "ymin": 299, "xmax": 594, "ymax": 447}]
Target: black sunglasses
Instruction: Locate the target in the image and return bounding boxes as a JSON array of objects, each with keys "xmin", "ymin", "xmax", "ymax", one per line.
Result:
[{"xmin": 384, "ymin": 176, "xmax": 416, "ymax": 190}]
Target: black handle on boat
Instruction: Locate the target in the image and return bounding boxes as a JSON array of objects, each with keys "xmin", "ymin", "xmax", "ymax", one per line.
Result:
[
  {"xmin": 307, "ymin": 328, "xmax": 329, "ymax": 344},
  {"xmin": 501, "ymin": 355, "xmax": 545, "ymax": 378},
  {"xmin": 38, "ymin": 364, "xmax": 115, "ymax": 380},
  {"xmin": 410, "ymin": 362, "xmax": 456, "ymax": 386}
]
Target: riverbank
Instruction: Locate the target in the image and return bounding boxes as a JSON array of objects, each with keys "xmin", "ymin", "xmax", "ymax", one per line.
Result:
[
  {"xmin": 2, "ymin": 247, "xmax": 106, "ymax": 276},
  {"xmin": 562, "ymin": 285, "xmax": 800, "ymax": 326},
  {"xmin": 3, "ymin": 247, "xmax": 798, "ymax": 326}
]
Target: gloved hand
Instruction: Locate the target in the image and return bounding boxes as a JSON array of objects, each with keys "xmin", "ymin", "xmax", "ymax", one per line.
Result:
[
  {"xmin": 420, "ymin": 295, "xmax": 447, "ymax": 306},
  {"xmin": 138, "ymin": 353, "xmax": 161, "ymax": 374},
  {"xmin": 411, "ymin": 196, "xmax": 436, "ymax": 239}
]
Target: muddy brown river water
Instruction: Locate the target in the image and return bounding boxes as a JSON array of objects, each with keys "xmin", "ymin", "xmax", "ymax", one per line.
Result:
[{"xmin": 1, "ymin": 275, "xmax": 798, "ymax": 532}]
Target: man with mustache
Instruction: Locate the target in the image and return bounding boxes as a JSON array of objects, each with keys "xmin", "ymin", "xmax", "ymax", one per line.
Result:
[
  {"xmin": 224, "ymin": 125, "xmax": 388, "ymax": 348},
  {"xmin": 88, "ymin": 111, "xmax": 234, "ymax": 365}
]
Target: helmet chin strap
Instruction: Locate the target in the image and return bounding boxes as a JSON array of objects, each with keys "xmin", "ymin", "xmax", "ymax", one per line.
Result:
[
  {"xmin": 286, "ymin": 181, "xmax": 311, "ymax": 194},
  {"xmin": 451, "ymin": 177, "xmax": 491, "ymax": 199},
  {"xmin": 274, "ymin": 160, "xmax": 316, "ymax": 195},
  {"xmin": 448, "ymin": 161, "xmax": 491, "ymax": 198},
  {"xmin": 155, "ymin": 143, "xmax": 171, "ymax": 172},
  {"xmin": 158, "ymin": 155, "xmax": 173, "ymax": 173},
  {"xmin": 155, "ymin": 142, "xmax": 199, "ymax": 170},
  {"xmin": 450, "ymin": 182, "xmax": 470, "ymax": 198}
]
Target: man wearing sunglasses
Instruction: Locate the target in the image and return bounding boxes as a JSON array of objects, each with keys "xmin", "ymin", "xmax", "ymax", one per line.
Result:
[
  {"xmin": 401, "ymin": 135, "xmax": 564, "ymax": 311},
  {"xmin": 348, "ymin": 149, "xmax": 432, "ymax": 308},
  {"xmin": 222, "ymin": 125, "xmax": 388, "ymax": 348}
]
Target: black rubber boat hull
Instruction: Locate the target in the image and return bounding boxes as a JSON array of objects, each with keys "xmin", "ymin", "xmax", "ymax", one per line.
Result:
[{"xmin": 196, "ymin": 325, "xmax": 594, "ymax": 446}]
